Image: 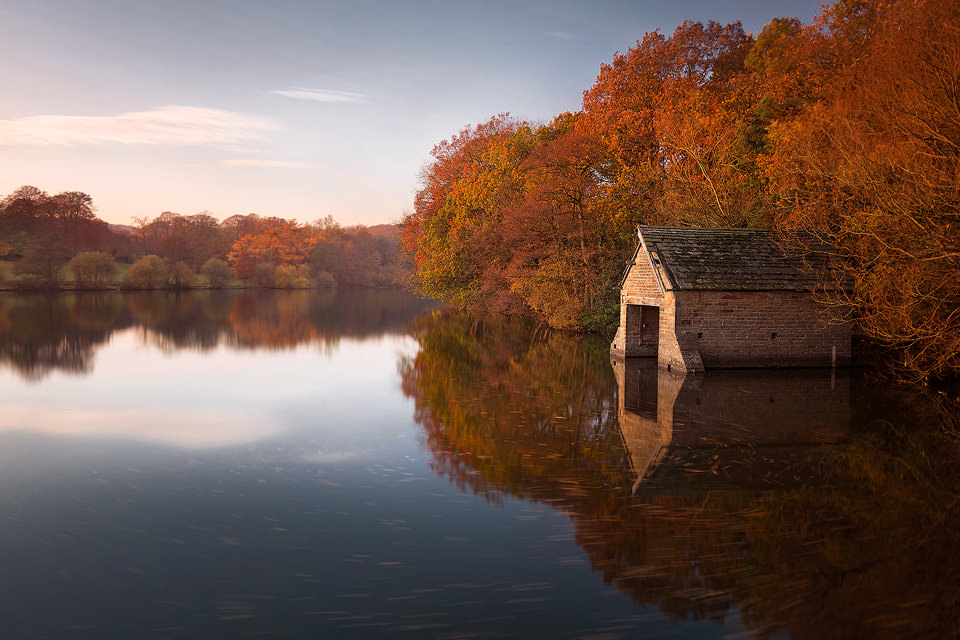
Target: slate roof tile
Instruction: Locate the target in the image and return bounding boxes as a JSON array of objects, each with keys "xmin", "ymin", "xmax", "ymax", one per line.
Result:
[{"xmin": 638, "ymin": 226, "xmax": 842, "ymax": 291}]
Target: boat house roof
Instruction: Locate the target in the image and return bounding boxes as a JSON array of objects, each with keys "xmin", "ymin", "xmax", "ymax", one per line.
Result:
[{"xmin": 636, "ymin": 226, "xmax": 840, "ymax": 292}]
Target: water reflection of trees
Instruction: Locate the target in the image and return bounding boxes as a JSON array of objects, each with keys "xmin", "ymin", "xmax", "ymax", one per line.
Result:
[
  {"xmin": 401, "ymin": 310, "xmax": 960, "ymax": 639},
  {"xmin": 0, "ymin": 294, "xmax": 127, "ymax": 381},
  {"xmin": 0, "ymin": 290, "xmax": 440, "ymax": 380},
  {"xmin": 399, "ymin": 311, "xmax": 629, "ymax": 505},
  {"xmin": 128, "ymin": 290, "xmax": 237, "ymax": 352}
]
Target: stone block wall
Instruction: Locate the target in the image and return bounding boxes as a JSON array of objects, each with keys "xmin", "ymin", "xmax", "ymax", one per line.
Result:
[
  {"xmin": 655, "ymin": 293, "xmax": 704, "ymax": 373},
  {"xmin": 675, "ymin": 290, "xmax": 851, "ymax": 369},
  {"xmin": 611, "ymin": 253, "xmax": 663, "ymax": 358},
  {"xmin": 621, "ymin": 252, "xmax": 663, "ymax": 299}
]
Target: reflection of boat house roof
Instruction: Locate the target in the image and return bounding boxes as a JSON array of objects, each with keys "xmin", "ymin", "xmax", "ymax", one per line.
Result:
[{"xmin": 612, "ymin": 226, "xmax": 852, "ymax": 372}]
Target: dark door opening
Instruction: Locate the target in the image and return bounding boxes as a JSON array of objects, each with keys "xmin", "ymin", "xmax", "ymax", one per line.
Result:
[{"xmin": 624, "ymin": 304, "xmax": 659, "ymax": 357}]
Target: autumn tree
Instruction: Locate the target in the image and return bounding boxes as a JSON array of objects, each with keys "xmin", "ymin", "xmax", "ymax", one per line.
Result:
[
  {"xmin": 581, "ymin": 20, "xmax": 758, "ymax": 228},
  {"xmin": 401, "ymin": 23, "xmax": 772, "ymax": 330},
  {"xmin": 402, "ymin": 114, "xmax": 531, "ymax": 311},
  {"xmin": 200, "ymin": 258, "xmax": 234, "ymax": 288},
  {"xmin": 314, "ymin": 269, "xmax": 337, "ymax": 288},
  {"xmin": 402, "ymin": 111, "xmax": 637, "ymax": 328},
  {"xmin": 403, "ymin": 114, "xmax": 527, "ymax": 306},
  {"xmin": 67, "ymin": 251, "xmax": 118, "ymax": 289},
  {"xmin": 0, "ymin": 186, "xmax": 51, "ymax": 240},
  {"xmin": 744, "ymin": 17, "xmax": 813, "ymax": 118},
  {"xmin": 135, "ymin": 211, "xmax": 228, "ymax": 268},
  {"xmin": 274, "ymin": 264, "xmax": 313, "ymax": 289},
  {"xmin": 310, "ymin": 224, "xmax": 402, "ymax": 289},
  {"xmin": 336, "ymin": 231, "xmax": 381, "ymax": 287},
  {"xmin": 49, "ymin": 191, "xmax": 97, "ymax": 251},
  {"xmin": 122, "ymin": 255, "xmax": 170, "ymax": 289},
  {"xmin": 13, "ymin": 233, "xmax": 71, "ymax": 289},
  {"xmin": 251, "ymin": 262, "xmax": 276, "ymax": 288},
  {"xmin": 1, "ymin": 187, "xmax": 112, "ymax": 255},
  {"xmin": 228, "ymin": 220, "xmax": 319, "ymax": 278},
  {"xmin": 0, "ymin": 231, "xmax": 33, "ymax": 260},
  {"xmin": 169, "ymin": 261, "xmax": 196, "ymax": 289},
  {"xmin": 220, "ymin": 213, "xmax": 267, "ymax": 247},
  {"xmin": 310, "ymin": 236, "xmax": 342, "ymax": 279},
  {"xmin": 763, "ymin": 0, "xmax": 960, "ymax": 380},
  {"xmin": 503, "ymin": 113, "xmax": 615, "ymax": 328}
]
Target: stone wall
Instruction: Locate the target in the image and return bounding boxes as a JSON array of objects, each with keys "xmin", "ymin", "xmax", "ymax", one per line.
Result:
[
  {"xmin": 655, "ymin": 293, "xmax": 704, "ymax": 373},
  {"xmin": 611, "ymin": 251, "xmax": 663, "ymax": 358},
  {"xmin": 675, "ymin": 290, "xmax": 851, "ymax": 369}
]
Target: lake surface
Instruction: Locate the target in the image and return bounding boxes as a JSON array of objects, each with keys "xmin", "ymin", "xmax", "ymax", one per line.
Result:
[{"xmin": 0, "ymin": 290, "xmax": 958, "ymax": 639}]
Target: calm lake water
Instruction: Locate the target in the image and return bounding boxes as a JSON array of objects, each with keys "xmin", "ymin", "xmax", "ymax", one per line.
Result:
[{"xmin": 0, "ymin": 290, "xmax": 958, "ymax": 639}]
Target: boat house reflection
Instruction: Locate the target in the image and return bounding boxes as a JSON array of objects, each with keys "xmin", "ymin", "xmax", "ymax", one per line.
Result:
[{"xmin": 613, "ymin": 358, "xmax": 851, "ymax": 492}]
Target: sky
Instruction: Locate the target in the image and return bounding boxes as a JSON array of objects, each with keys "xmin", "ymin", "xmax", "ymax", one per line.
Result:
[{"xmin": 0, "ymin": 0, "xmax": 821, "ymax": 227}]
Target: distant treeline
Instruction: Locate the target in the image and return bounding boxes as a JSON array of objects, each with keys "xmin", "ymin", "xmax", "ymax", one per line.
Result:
[
  {"xmin": 0, "ymin": 186, "xmax": 409, "ymax": 291},
  {"xmin": 401, "ymin": 0, "xmax": 960, "ymax": 382}
]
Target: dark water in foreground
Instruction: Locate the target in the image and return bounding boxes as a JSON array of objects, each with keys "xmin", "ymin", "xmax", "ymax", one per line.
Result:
[{"xmin": 0, "ymin": 290, "xmax": 958, "ymax": 639}]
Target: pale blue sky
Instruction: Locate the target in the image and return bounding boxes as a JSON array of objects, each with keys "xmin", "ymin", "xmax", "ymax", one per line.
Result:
[{"xmin": 0, "ymin": 0, "xmax": 820, "ymax": 226}]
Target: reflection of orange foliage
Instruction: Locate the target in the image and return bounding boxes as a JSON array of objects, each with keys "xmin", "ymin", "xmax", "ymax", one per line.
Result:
[
  {"xmin": 401, "ymin": 310, "xmax": 960, "ymax": 638},
  {"xmin": 228, "ymin": 290, "xmax": 322, "ymax": 349},
  {"xmin": 400, "ymin": 310, "xmax": 628, "ymax": 504}
]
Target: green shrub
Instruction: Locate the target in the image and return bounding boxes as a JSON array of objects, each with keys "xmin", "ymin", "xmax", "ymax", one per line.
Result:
[
  {"xmin": 200, "ymin": 258, "xmax": 234, "ymax": 288},
  {"xmin": 580, "ymin": 297, "xmax": 620, "ymax": 334},
  {"xmin": 68, "ymin": 251, "xmax": 118, "ymax": 289},
  {"xmin": 274, "ymin": 264, "xmax": 314, "ymax": 289},
  {"xmin": 169, "ymin": 261, "xmax": 196, "ymax": 289},
  {"xmin": 122, "ymin": 255, "xmax": 169, "ymax": 289}
]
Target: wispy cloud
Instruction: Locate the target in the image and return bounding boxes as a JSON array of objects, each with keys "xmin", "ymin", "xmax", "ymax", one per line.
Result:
[
  {"xmin": 270, "ymin": 89, "xmax": 369, "ymax": 103},
  {"xmin": 0, "ymin": 105, "xmax": 279, "ymax": 146},
  {"xmin": 544, "ymin": 31, "xmax": 580, "ymax": 40},
  {"xmin": 221, "ymin": 158, "xmax": 324, "ymax": 169}
]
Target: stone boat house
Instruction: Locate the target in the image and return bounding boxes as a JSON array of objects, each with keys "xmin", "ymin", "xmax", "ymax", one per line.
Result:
[{"xmin": 610, "ymin": 226, "xmax": 851, "ymax": 373}]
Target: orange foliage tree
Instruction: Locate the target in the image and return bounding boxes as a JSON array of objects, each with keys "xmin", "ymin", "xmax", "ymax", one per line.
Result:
[
  {"xmin": 763, "ymin": 0, "xmax": 960, "ymax": 380},
  {"xmin": 402, "ymin": 112, "xmax": 623, "ymax": 328},
  {"xmin": 402, "ymin": 114, "xmax": 531, "ymax": 312},
  {"xmin": 582, "ymin": 20, "xmax": 757, "ymax": 227},
  {"xmin": 503, "ymin": 112, "xmax": 615, "ymax": 328},
  {"xmin": 227, "ymin": 220, "xmax": 320, "ymax": 279}
]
